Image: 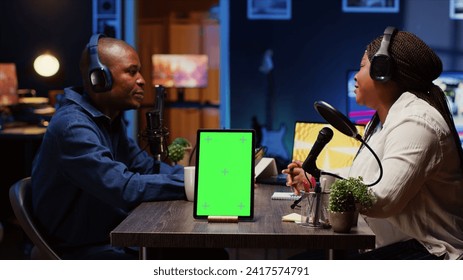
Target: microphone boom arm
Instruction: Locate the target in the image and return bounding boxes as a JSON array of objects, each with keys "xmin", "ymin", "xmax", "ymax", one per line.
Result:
[
  {"xmin": 320, "ymin": 138, "xmax": 382, "ymax": 187},
  {"xmin": 313, "ymin": 100, "xmax": 383, "ymax": 187}
]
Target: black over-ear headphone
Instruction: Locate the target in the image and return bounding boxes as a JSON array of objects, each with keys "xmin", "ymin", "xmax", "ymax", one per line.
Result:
[
  {"xmin": 87, "ymin": 33, "xmax": 113, "ymax": 92},
  {"xmin": 370, "ymin": 26, "xmax": 397, "ymax": 82}
]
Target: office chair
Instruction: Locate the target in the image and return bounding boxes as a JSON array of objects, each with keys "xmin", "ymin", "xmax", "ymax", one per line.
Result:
[{"xmin": 9, "ymin": 177, "xmax": 60, "ymax": 260}]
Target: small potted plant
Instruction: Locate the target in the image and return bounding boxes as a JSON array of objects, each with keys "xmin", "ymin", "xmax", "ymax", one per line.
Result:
[
  {"xmin": 327, "ymin": 176, "xmax": 375, "ymax": 233},
  {"xmin": 350, "ymin": 176, "xmax": 376, "ymax": 226},
  {"xmin": 167, "ymin": 137, "xmax": 192, "ymax": 165}
]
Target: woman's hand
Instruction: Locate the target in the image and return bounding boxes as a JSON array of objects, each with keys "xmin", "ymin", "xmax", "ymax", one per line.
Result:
[{"xmin": 282, "ymin": 160, "xmax": 315, "ymax": 195}]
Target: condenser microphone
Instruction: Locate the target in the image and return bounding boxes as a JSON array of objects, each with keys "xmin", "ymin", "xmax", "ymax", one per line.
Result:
[
  {"xmin": 302, "ymin": 127, "xmax": 334, "ymax": 179},
  {"xmin": 144, "ymin": 85, "xmax": 169, "ymax": 173},
  {"xmin": 145, "ymin": 109, "xmax": 167, "ymax": 158}
]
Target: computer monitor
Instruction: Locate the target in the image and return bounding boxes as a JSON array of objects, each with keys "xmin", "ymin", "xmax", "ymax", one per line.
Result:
[
  {"xmin": 0, "ymin": 63, "xmax": 18, "ymax": 106},
  {"xmin": 151, "ymin": 54, "xmax": 208, "ymax": 88},
  {"xmin": 347, "ymin": 70, "xmax": 463, "ymax": 146},
  {"xmin": 292, "ymin": 121, "xmax": 365, "ymax": 175},
  {"xmin": 435, "ymin": 71, "xmax": 463, "ymax": 146}
]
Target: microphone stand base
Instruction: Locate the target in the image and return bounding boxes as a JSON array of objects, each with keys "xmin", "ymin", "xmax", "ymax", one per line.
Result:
[{"xmin": 299, "ymin": 222, "xmax": 331, "ymax": 229}]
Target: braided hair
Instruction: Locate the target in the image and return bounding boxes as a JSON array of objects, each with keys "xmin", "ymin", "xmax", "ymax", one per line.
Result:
[{"xmin": 364, "ymin": 29, "xmax": 463, "ymax": 168}]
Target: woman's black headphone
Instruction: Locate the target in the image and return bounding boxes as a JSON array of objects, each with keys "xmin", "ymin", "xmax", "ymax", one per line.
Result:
[
  {"xmin": 87, "ymin": 33, "xmax": 113, "ymax": 92},
  {"xmin": 370, "ymin": 26, "xmax": 397, "ymax": 82}
]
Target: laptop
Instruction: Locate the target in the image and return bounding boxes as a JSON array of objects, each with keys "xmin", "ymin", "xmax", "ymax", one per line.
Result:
[
  {"xmin": 193, "ymin": 129, "xmax": 255, "ymax": 221},
  {"xmin": 291, "ymin": 121, "xmax": 365, "ymax": 175}
]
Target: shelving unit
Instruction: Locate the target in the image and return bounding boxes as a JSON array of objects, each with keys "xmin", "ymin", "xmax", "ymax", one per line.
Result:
[{"xmin": 92, "ymin": 0, "xmax": 122, "ymax": 39}]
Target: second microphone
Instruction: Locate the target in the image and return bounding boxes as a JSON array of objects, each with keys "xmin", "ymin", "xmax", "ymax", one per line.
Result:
[{"xmin": 301, "ymin": 126, "xmax": 334, "ymax": 179}]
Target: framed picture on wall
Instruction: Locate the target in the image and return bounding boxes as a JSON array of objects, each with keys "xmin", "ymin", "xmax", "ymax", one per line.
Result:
[
  {"xmin": 342, "ymin": 0, "xmax": 400, "ymax": 13},
  {"xmin": 450, "ymin": 0, "xmax": 463, "ymax": 19},
  {"xmin": 247, "ymin": 0, "xmax": 291, "ymax": 20}
]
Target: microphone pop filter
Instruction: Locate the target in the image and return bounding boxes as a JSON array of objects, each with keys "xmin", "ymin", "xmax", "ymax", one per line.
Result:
[
  {"xmin": 314, "ymin": 100, "xmax": 384, "ymax": 187},
  {"xmin": 314, "ymin": 101, "xmax": 360, "ymax": 140}
]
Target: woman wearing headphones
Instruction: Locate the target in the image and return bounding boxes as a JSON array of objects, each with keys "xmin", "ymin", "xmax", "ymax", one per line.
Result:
[{"xmin": 285, "ymin": 27, "xmax": 463, "ymax": 260}]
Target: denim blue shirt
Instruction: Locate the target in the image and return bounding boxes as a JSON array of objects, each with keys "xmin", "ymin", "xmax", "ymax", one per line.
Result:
[{"xmin": 31, "ymin": 86, "xmax": 185, "ymax": 248}]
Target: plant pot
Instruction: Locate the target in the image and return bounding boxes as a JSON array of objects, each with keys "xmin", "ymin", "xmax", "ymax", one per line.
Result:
[
  {"xmin": 352, "ymin": 202, "xmax": 360, "ymax": 226},
  {"xmin": 329, "ymin": 211, "xmax": 355, "ymax": 233}
]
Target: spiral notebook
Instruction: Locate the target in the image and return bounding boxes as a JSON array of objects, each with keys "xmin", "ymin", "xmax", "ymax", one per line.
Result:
[{"xmin": 271, "ymin": 192, "xmax": 301, "ymax": 200}]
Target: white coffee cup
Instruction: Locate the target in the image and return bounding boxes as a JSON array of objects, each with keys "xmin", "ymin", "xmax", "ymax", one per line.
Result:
[
  {"xmin": 320, "ymin": 173, "xmax": 337, "ymax": 192},
  {"xmin": 184, "ymin": 166, "xmax": 196, "ymax": 202}
]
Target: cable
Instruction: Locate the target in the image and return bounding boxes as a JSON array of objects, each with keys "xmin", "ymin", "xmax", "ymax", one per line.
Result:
[{"xmin": 320, "ymin": 137, "xmax": 383, "ymax": 187}]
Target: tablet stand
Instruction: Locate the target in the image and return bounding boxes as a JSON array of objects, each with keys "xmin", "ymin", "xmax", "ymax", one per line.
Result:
[
  {"xmin": 255, "ymin": 157, "xmax": 278, "ymax": 180},
  {"xmin": 207, "ymin": 216, "xmax": 239, "ymax": 223}
]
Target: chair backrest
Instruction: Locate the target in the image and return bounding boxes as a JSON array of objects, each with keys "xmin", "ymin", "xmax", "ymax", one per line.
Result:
[
  {"xmin": 9, "ymin": 177, "xmax": 60, "ymax": 260},
  {"xmin": 0, "ymin": 221, "xmax": 3, "ymax": 243}
]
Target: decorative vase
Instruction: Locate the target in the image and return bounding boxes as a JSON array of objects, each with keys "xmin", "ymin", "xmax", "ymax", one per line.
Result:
[{"xmin": 329, "ymin": 211, "xmax": 355, "ymax": 233}]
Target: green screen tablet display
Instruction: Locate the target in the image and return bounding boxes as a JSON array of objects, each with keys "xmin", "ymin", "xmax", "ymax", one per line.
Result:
[{"xmin": 194, "ymin": 129, "xmax": 255, "ymax": 220}]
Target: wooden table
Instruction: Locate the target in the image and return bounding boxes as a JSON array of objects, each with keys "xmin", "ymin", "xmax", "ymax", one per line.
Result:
[
  {"xmin": 111, "ymin": 184, "xmax": 375, "ymax": 259},
  {"xmin": 0, "ymin": 125, "xmax": 46, "ymax": 174}
]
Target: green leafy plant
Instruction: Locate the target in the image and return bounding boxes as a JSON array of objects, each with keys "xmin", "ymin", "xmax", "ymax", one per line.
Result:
[
  {"xmin": 167, "ymin": 137, "xmax": 191, "ymax": 164},
  {"xmin": 350, "ymin": 177, "xmax": 376, "ymax": 211},
  {"xmin": 172, "ymin": 137, "xmax": 191, "ymax": 148},
  {"xmin": 168, "ymin": 143, "xmax": 185, "ymax": 163},
  {"xmin": 328, "ymin": 176, "xmax": 375, "ymax": 213}
]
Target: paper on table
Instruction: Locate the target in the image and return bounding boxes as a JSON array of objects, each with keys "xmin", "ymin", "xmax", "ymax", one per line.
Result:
[{"xmin": 282, "ymin": 213, "xmax": 301, "ymax": 223}]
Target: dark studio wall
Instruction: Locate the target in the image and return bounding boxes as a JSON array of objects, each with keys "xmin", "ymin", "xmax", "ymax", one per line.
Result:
[
  {"xmin": 229, "ymin": 0, "xmax": 403, "ymax": 160},
  {"xmin": 1, "ymin": 0, "xmax": 462, "ymax": 160},
  {"xmin": 229, "ymin": 0, "xmax": 463, "ymax": 163},
  {"xmin": 0, "ymin": 0, "xmax": 92, "ymax": 97}
]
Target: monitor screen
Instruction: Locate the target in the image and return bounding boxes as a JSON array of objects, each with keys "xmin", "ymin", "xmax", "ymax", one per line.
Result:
[
  {"xmin": 152, "ymin": 54, "xmax": 208, "ymax": 88},
  {"xmin": 0, "ymin": 63, "xmax": 18, "ymax": 106},
  {"xmin": 435, "ymin": 71, "xmax": 463, "ymax": 146},
  {"xmin": 347, "ymin": 70, "xmax": 463, "ymax": 146}
]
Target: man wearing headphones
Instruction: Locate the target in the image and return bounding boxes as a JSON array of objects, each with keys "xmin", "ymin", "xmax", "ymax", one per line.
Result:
[
  {"xmin": 30, "ymin": 35, "xmax": 227, "ymax": 260},
  {"xmin": 285, "ymin": 27, "xmax": 463, "ymax": 260}
]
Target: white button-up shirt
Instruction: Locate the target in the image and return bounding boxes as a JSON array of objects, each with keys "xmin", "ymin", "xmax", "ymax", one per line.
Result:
[{"xmin": 349, "ymin": 92, "xmax": 463, "ymax": 260}]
